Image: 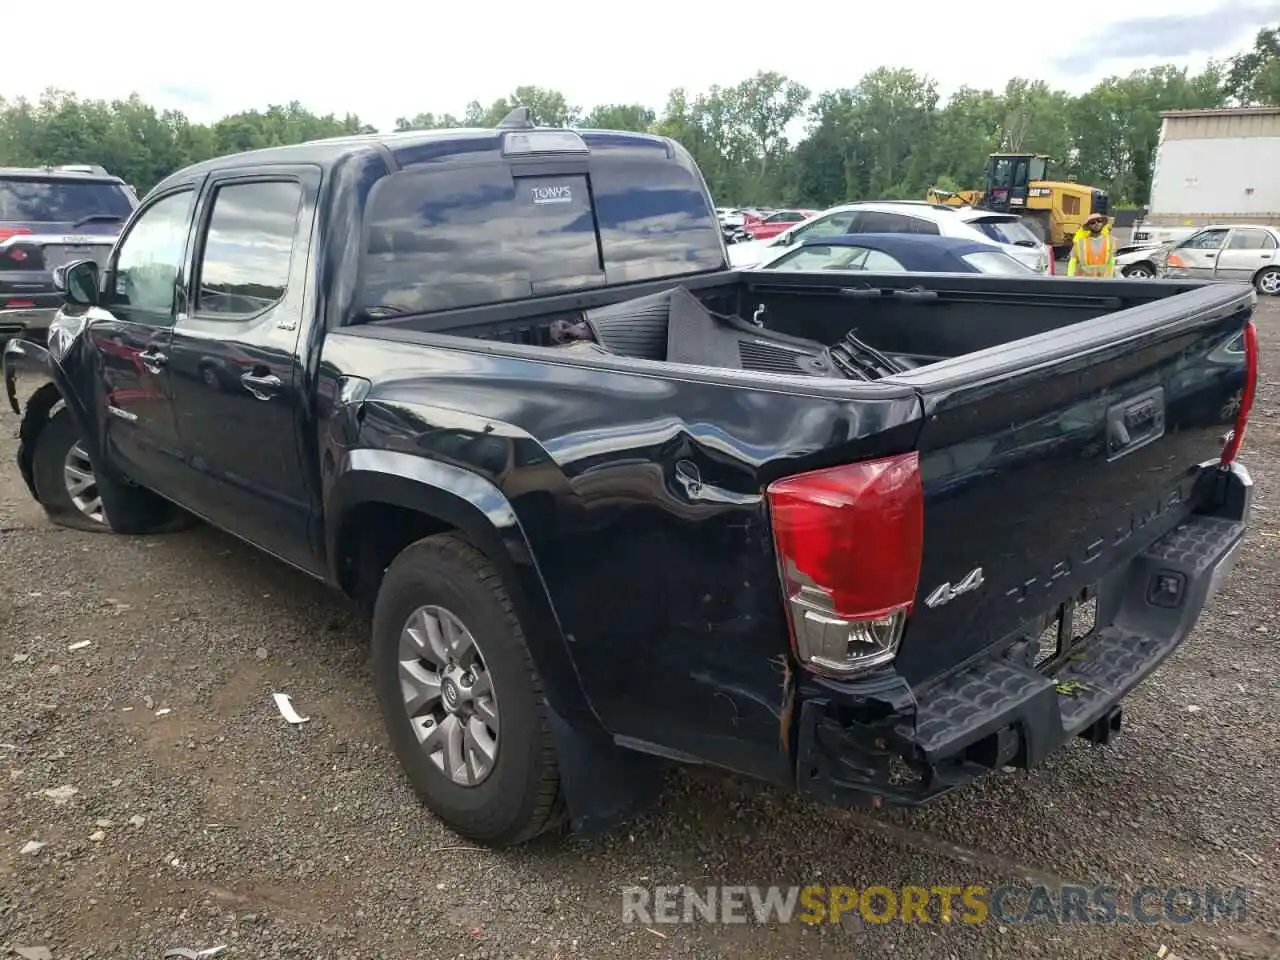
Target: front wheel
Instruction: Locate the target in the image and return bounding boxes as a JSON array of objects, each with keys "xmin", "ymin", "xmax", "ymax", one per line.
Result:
[
  {"xmin": 371, "ymin": 533, "xmax": 564, "ymax": 846},
  {"xmin": 30, "ymin": 407, "xmax": 111, "ymax": 531},
  {"xmin": 29, "ymin": 406, "xmax": 193, "ymax": 534},
  {"xmin": 1255, "ymin": 267, "xmax": 1280, "ymax": 296},
  {"xmin": 1123, "ymin": 263, "xmax": 1155, "ymax": 279}
]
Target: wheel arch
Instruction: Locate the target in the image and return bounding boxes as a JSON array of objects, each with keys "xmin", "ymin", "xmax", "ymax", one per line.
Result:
[
  {"xmin": 326, "ymin": 450, "xmax": 601, "ymax": 735},
  {"xmin": 1252, "ymin": 264, "xmax": 1280, "ymax": 294}
]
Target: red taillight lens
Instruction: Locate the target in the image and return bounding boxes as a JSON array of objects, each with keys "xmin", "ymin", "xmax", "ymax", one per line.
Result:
[
  {"xmin": 767, "ymin": 452, "xmax": 924, "ymax": 676},
  {"xmin": 0, "ymin": 227, "xmax": 32, "ymax": 243},
  {"xmin": 1220, "ymin": 320, "xmax": 1258, "ymax": 466}
]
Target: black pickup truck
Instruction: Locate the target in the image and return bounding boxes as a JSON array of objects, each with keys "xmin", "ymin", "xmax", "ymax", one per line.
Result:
[{"xmin": 3, "ymin": 112, "xmax": 1258, "ymax": 847}]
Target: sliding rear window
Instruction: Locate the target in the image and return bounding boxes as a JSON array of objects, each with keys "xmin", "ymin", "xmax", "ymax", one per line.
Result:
[{"xmin": 356, "ymin": 145, "xmax": 724, "ymax": 317}]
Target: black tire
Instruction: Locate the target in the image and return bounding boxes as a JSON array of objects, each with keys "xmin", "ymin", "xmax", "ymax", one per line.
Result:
[
  {"xmin": 371, "ymin": 533, "xmax": 564, "ymax": 846},
  {"xmin": 1123, "ymin": 262, "xmax": 1155, "ymax": 279},
  {"xmin": 1254, "ymin": 266, "xmax": 1280, "ymax": 297},
  {"xmin": 31, "ymin": 407, "xmax": 114, "ymax": 532},
  {"xmin": 30, "ymin": 406, "xmax": 192, "ymax": 535}
]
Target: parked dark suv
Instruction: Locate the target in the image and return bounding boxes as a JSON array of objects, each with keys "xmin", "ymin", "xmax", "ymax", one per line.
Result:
[{"xmin": 1, "ymin": 165, "xmax": 137, "ymax": 342}]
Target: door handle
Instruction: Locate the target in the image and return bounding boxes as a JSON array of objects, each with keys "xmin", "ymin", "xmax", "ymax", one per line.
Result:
[
  {"xmin": 138, "ymin": 350, "xmax": 167, "ymax": 373},
  {"xmin": 240, "ymin": 371, "xmax": 282, "ymax": 400}
]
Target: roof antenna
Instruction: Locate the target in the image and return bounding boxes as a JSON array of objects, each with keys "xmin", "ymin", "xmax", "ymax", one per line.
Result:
[{"xmin": 498, "ymin": 106, "xmax": 535, "ymax": 129}]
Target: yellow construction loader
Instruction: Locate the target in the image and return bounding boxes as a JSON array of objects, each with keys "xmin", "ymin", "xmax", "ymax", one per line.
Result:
[{"xmin": 926, "ymin": 153, "xmax": 1110, "ymax": 255}]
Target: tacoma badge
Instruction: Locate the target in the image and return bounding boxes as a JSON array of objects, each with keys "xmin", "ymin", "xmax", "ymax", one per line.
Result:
[{"xmin": 924, "ymin": 567, "xmax": 985, "ymax": 609}]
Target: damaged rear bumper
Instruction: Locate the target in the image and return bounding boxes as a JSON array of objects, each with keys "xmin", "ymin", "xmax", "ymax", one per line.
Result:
[{"xmin": 796, "ymin": 461, "xmax": 1252, "ymax": 808}]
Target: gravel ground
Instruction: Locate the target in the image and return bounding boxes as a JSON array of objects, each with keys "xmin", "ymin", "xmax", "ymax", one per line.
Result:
[{"xmin": 2, "ymin": 300, "xmax": 1278, "ymax": 960}]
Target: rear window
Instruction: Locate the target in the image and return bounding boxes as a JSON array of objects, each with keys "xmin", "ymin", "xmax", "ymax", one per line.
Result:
[
  {"xmin": 0, "ymin": 177, "xmax": 135, "ymax": 223},
  {"xmin": 969, "ymin": 217, "xmax": 1040, "ymax": 247},
  {"xmin": 358, "ymin": 153, "xmax": 723, "ymax": 316}
]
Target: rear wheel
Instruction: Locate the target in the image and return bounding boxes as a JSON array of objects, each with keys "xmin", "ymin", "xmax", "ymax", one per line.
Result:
[
  {"xmin": 1255, "ymin": 267, "xmax": 1280, "ymax": 296},
  {"xmin": 371, "ymin": 533, "xmax": 564, "ymax": 846}
]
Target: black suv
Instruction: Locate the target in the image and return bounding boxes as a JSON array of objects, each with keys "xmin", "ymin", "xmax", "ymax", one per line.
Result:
[{"xmin": 1, "ymin": 166, "xmax": 137, "ymax": 342}]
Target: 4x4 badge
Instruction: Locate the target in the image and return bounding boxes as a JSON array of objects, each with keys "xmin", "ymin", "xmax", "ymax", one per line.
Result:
[{"xmin": 924, "ymin": 567, "xmax": 985, "ymax": 609}]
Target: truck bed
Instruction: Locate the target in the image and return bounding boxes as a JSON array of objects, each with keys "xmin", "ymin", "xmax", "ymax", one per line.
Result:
[
  {"xmin": 366, "ymin": 269, "xmax": 1235, "ymax": 377},
  {"xmin": 334, "ymin": 271, "xmax": 1254, "ymax": 782}
]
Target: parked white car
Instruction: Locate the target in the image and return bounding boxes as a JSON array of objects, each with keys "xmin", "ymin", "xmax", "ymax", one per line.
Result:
[
  {"xmin": 728, "ymin": 201, "xmax": 1053, "ymax": 274},
  {"xmin": 1117, "ymin": 223, "xmax": 1280, "ymax": 295}
]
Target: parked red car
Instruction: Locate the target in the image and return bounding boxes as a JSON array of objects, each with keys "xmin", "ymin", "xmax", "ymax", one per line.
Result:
[{"xmin": 742, "ymin": 209, "xmax": 820, "ymax": 240}]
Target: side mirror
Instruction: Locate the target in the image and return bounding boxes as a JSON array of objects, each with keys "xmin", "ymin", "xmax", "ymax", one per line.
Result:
[{"xmin": 54, "ymin": 259, "xmax": 100, "ymax": 307}]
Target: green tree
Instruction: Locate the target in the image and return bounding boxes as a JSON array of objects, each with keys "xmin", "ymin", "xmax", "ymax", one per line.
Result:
[
  {"xmin": 0, "ymin": 29, "xmax": 1266, "ymax": 206},
  {"xmin": 1226, "ymin": 27, "xmax": 1280, "ymax": 105},
  {"xmin": 580, "ymin": 103, "xmax": 655, "ymax": 131}
]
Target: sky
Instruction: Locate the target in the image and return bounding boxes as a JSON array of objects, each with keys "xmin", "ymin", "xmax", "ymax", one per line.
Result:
[{"xmin": 10, "ymin": 0, "xmax": 1280, "ymax": 132}]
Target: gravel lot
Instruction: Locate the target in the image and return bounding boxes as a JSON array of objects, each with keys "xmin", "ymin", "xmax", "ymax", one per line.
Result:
[{"xmin": 2, "ymin": 300, "xmax": 1278, "ymax": 960}]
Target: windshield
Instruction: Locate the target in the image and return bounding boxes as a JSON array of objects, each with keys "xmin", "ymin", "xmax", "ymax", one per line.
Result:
[
  {"xmin": 0, "ymin": 177, "xmax": 135, "ymax": 222},
  {"xmin": 969, "ymin": 217, "xmax": 1041, "ymax": 248},
  {"xmin": 960, "ymin": 251, "xmax": 1036, "ymax": 275}
]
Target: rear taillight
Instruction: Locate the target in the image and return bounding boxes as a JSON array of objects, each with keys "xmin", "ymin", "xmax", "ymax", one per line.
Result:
[
  {"xmin": 1220, "ymin": 320, "xmax": 1258, "ymax": 466},
  {"xmin": 767, "ymin": 452, "xmax": 924, "ymax": 676},
  {"xmin": 0, "ymin": 227, "xmax": 32, "ymax": 243}
]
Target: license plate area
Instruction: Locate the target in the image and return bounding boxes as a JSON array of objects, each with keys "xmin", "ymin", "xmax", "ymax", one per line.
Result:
[
  {"xmin": 1032, "ymin": 587, "xmax": 1099, "ymax": 671},
  {"xmin": 43, "ymin": 244, "xmax": 110, "ymax": 270}
]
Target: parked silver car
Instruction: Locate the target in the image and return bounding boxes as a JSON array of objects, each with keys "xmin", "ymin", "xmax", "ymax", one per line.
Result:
[{"xmin": 1118, "ymin": 224, "xmax": 1280, "ymax": 295}]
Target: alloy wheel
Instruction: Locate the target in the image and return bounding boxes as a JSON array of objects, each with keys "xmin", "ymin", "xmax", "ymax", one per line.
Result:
[
  {"xmin": 62, "ymin": 442, "xmax": 105, "ymax": 524},
  {"xmin": 398, "ymin": 605, "xmax": 500, "ymax": 786}
]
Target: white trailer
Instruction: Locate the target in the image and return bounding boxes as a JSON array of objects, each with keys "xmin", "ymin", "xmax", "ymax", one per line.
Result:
[{"xmin": 1133, "ymin": 107, "xmax": 1280, "ymax": 247}]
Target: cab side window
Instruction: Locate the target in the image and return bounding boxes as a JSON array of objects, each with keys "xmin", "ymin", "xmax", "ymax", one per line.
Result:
[
  {"xmin": 1227, "ymin": 229, "xmax": 1277, "ymax": 251},
  {"xmin": 792, "ymin": 211, "xmax": 856, "ymax": 241},
  {"xmin": 194, "ymin": 180, "xmax": 303, "ymax": 319},
  {"xmin": 108, "ymin": 190, "xmax": 195, "ymax": 321},
  {"xmin": 1182, "ymin": 229, "xmax": 1229, "ymax": 250}
]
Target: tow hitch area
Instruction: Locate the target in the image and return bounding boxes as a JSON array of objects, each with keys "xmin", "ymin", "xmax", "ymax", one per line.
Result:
[{"xmin": 1078, "ymin": 705, "xmax": 1123, "ymax": 745}]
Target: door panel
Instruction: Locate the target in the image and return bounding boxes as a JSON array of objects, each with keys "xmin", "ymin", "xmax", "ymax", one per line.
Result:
[
  {"xmin": 1168, "ymin": 228, "xmax": 1229, "ymax": 279},
  {"xmin": 87, "ymin": 187, "xmax": 198, "ymax": 493},
  {"xmin": 1215, "ymin": 228, "xmax": 1277, "ymax": 283},
  {"xmin": 167, "ymin": 168, "xmax": 320, "ymax": 572}
]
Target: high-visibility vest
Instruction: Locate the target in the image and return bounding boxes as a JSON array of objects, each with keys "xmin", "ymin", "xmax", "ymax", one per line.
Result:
[{"xmin": 1071, "ymin": 229, "xmax": 1114, "ymax": 276}]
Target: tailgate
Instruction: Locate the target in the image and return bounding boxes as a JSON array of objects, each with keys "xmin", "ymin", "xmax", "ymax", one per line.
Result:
[{"xmin": 884, "ymin": 282, "xmax": 1256, "ymax": 684}]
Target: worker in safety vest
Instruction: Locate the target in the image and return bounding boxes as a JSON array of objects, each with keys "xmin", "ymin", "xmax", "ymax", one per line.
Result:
[{"xmin": 1066, "ymin": 212, "xmax": 1116, "ymax": 278}]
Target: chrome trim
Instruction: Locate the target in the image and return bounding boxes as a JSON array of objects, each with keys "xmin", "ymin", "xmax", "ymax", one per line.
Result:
[
  {"xmin": 0, "ymin": 234, "xmax": 116, "ymax": 250},
  {"xmin": 107, "ymin": 405, "xmax": 137, "ymax": 422}
]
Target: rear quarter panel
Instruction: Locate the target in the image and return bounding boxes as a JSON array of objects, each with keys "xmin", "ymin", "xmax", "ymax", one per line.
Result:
[{"xmin": 319, "ymin": 329, "xmax": 921, "ymax": 781}]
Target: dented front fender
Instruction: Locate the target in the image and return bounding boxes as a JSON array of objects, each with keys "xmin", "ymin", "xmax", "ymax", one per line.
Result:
[
  {"xmin": 3, "ymin": 337, "xmax": 61, "ymax": 500},
  {"xmin": 3, "ymin": 336, "xmax": 53, "ymax": 417}
]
